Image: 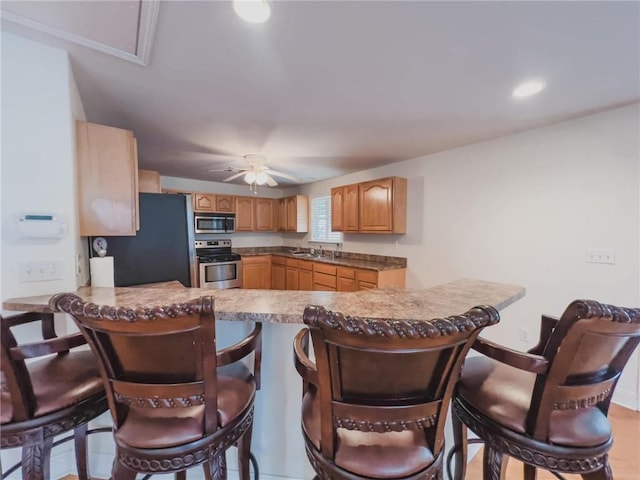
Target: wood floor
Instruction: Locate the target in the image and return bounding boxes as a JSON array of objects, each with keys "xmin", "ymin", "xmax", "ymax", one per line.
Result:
[{"xmin": 465, "ymin": 404, "xmax": 640, "ymax": 480}]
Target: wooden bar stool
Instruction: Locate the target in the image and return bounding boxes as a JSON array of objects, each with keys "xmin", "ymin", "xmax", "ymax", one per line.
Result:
[
  {"xmin": 1, "ymin": 311, "xmax": 109, "ymax": 480},
  {"xmin": 448, "ymin": 300, "xmax": 640, "ymax": 480},
  {"xmin": 293, "ymin": 304, "xmax": 500, "ymax": 479},
  {"xmin": 51, "ymin": 293, "xmax": 262, "ymax": 480}
]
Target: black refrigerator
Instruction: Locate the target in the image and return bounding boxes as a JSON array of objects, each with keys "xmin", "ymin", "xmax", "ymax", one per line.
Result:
[{"xmin": 92, "ymin": 193, "xmax": 196, "ymax": 287}]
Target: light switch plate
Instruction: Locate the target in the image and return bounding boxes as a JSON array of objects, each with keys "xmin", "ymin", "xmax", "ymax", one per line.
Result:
[
  {"xmin": 19, "ymin": 260, "xmax": 62, "ymax": 282},
  {"xmin": 585, "ymin": 249, "xmax": 615, "ymax": 264}
]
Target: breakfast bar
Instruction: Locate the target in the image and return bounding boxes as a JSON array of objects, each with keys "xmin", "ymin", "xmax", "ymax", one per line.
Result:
[
  {"xmin": 3, "ymin": 278, "xmax": 525, "ymax": 479},
  {"xmin": 3, "ymin": 277, "xmax": 525, "ymax": 321}
]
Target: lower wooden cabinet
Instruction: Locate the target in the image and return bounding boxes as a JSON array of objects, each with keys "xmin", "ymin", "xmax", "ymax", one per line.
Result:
[
  {"xmin": 263, "ymin": 255, "xmax": 405, "ymax": 291},
  {"xmin": 242, "ymin": 256, "xmax": 271, "ymax": 289},
  {"xmin": 313, "ymin": 263, "xmax": 337, "ymax": 291},
  {"xmin": 271, "ymin": 256, "xmax": 286, "ymax": 290},
  {"xmin": 337, "ymin": 267, "xmax": 356, "ymax": 292},
  {"xmin": 286, "ymin": 258, "xmax": 299, "ymax": 290},
  {"xmin": 298, "ymin": 261, "xmax": 313, "ymax": 291}
]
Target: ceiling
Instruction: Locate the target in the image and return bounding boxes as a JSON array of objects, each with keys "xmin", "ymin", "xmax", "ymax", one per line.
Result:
[{"xmin": 2, "ymin": 1, "xmax": 639, "ymax": 187}]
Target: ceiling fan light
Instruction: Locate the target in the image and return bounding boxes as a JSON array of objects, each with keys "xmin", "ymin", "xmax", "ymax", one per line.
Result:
[
  {"xmin": 255, "ymin": 172, "xmax": 269, "ymax": 185},
  {"xmin": 245, "ymin": 171, "xmax": 257, "ymax": 184},
  {"xmin": 233, "ymin": 0, "xmax": 271, "ymax": 24}
]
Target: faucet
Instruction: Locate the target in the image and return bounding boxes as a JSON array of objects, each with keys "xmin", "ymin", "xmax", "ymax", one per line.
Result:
[{"xmin": 318, "ymin": 244, "xmax": 323, "ymax": 257}]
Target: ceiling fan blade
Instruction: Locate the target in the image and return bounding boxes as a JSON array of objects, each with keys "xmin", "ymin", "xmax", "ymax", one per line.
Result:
[
  {"xmin": 265, "ymin": 174, "xmax": 278, "ymax": 187},
  {"xmin": 264, "ymin": 169, "xmax": 302, "ymax": 183},
  {"xmin": 223, "ymin": 171, "xmax": 247, "ymax": 182}
]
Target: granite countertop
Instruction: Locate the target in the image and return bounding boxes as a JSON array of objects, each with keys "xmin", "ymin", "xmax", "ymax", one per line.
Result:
[
  {"xmin": 234, "ymin": 247, "xmax": 407, "ymax": 271},
  {"xmin": 3, "ymin": 278, "xmax": 525, "ymax": 324}
]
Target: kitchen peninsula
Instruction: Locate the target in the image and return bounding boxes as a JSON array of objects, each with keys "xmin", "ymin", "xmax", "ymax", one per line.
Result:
[
  {"xmin": 4, "ymin": 278, "xmax": 525, "ymax": 321},
  {"xmin": 3, "ymin": 278, "xmax": 525, "ymax": 479}
]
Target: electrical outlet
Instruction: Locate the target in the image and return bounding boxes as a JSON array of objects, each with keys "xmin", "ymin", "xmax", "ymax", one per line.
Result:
[
  {"xmin": 585, "ymin": 249, "xmax": 615, "ymax": 264},
  {"xmin": 518, "ymin": 327, "xmax": 530, "ymax": 342},
  {"xmin": 19, "ymin": 260, "xmax": 62, "ymax": 282}
]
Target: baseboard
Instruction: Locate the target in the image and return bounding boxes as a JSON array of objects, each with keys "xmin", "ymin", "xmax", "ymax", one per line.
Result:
[{"xmin": 613, "ymin": 388, "xmax": 639, "ymax": 411}]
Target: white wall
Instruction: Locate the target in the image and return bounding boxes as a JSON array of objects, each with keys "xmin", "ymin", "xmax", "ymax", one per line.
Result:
[
  {"xmin": 1, "ymin": 32, "xmax": 82, "ymax": 302},
  {"xmin": 0, "ymin": 31, "xmax": 88, "ymax": 474},
  {"xmin": 292, "ymin": 104, "xmax": 640, "ymax": 408}
]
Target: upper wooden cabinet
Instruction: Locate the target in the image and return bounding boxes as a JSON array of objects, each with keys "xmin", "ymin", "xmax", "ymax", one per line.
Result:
[
  {"xmin": 138, "ymin": 169, "xmax": 161, "ymax": 193},
  {"xmin": 332, "ymin": 184, "xmax": 359, "ymax": 232},
  {"xmin": 331, "ymin": 187, "xmax": 344, "ymax": 231},
  {"xmin": 235, "ymin": 196, "xmax": 255, "ymax": 231},
  {"xmin": 344, "ymin": 184, "xmax": 359, "ymax": 231},
  {"xmin": 255, "ymin": 198, "xmax": 276, "ymax": 231},
  {"xmin": 193, "ymin": 193, "xmax": 235, "ymax": 213},
  {"xmin": 331, "ymin": 177, "xmax": 407, "ymax": 234},
  {"xmin": 76, "ymin": 121, "xmax": 139, "ymax": 236},
  {"xmin": 234, "ymin": 196, "xmax": 277, "ymax": 232},
  {"xmin": 279, "ymin": 195, "xmax": 308, "ymax": 232},
  {"xmin": 193, "ymin": 193, "xmax": 216, "ymax": 212},
  {"xmin": 216, "ymin": 195, "xmax": 235, "ymax": 213}
]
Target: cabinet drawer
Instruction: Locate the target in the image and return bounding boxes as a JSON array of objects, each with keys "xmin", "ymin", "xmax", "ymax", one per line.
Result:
[
  {"xmin": 337, "ymin": 267, "xmax": 355, "ymax": 279},
  {"xmin": 313, "ymin": 271, "xmax": 337, "ymax": 288},
  {"xmin": 314, "ymin": 262, "xmax": 337, "ymax": 276},
  {"xmin": 356, "ymin": 269, "xmax": 378, "ymax": 283},
  {"xmin": 272, "ymin": 255, "xmax": 287, "ymax": 266},
  {"xmin": 286, "ymin": 258, "xmax": 299, "ymax": 267},
  {"xmin": 357, "ymin": 281, "xmax": 377, "ymax": 291},
  {"xmin": 298, "ymin": 260, "xmax": 313, "ymax": 271}
]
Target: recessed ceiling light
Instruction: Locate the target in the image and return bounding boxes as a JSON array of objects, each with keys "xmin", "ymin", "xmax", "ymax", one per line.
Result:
[
  {"xmin": 233, "ymin": 0, "xmax": 271, "ymax": 23},
  {"xmin": 512, "ymin": 80, "xmax": 545, "ymax": 98}
]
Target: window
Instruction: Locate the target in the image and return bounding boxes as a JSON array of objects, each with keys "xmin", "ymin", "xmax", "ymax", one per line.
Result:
[{"xmin": 310, "ymin": 196, "xmax": 343, "ymax": 244}]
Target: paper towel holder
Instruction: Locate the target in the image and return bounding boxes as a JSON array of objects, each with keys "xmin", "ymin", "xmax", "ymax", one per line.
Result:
[{"xmin": 92, "ymin": 237, "xmax": 108, "ymax": 257}]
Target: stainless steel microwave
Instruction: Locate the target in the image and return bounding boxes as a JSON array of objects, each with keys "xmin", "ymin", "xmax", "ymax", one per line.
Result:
[{"xmin": 194, "ymin": 213, "xmax": 236, "ymax": 234}]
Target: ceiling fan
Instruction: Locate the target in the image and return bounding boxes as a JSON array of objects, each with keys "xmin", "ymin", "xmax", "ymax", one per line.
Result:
[{"xmin": 220, "ymin": 154, "xmax": 302, "ymax": 188}]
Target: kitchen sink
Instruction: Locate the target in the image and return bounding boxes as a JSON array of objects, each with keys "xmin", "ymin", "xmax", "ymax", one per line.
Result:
[{"xmin": 291, "ymin": 251, "xmax": 316, "ymax": 258}]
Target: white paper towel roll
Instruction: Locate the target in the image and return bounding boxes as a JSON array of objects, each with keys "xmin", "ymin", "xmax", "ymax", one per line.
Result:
[{"xmin": 90, "ymin": 256, "xmax": 114, "ymax": 287}]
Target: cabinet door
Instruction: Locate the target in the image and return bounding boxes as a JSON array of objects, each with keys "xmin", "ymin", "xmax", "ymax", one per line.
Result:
[
  {"xmin": 271, "ymin": 263, "xmax": 286, "ymax": 290},
  {"xmin": 216, "ymin": 195, "xmax": 235, "ymax": 213},
  {"xmin": 235, "ymin": 197, "xmax": 255, "ymax": 231},
  {"xmin": 344, "ymin": 184, "xmax": 359, "ymax": 231},
  {"xmin": 286, "ymin": 196, "xmax": 297, "ymax": 231},
  {"xmin": 298, "ymin": 262, "xmax": 313, "ymax": 291},
  {"xmin": 255, "ymin": 198, "xmax": 275, "ymax": 231},
  {"xmin": 77, "ymin": 121, "xmax": 138, "ymax": 236},
  {"xmin": 276, "ymin": 198, "xmax": 285, "ymax": 231},
  {"xmin": 242, "ymin": 256, "xmax": 271, "ymax": 289},
  {"xmin": 331, "ymin": 187, "xmax": 344, "ymax": 231},
  {"xmin": 359, "ymin": 178, "xmax": 394, "ymax": 232},
  {"xmin": 194, "ymin": 193, "xmax": 216, "ymax": 212},
  {"xmin": 286, "ymin": 265, "xmax": 299, "ymax": 290},
  {"xmin": 138, "ymin": 169, "xmax": 161, "ymax": 193}
]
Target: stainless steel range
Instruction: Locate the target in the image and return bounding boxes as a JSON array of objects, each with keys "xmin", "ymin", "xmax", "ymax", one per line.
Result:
[{"xmin": 195, "ymin": 240, "xmax": 242, "ymax": 289}]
